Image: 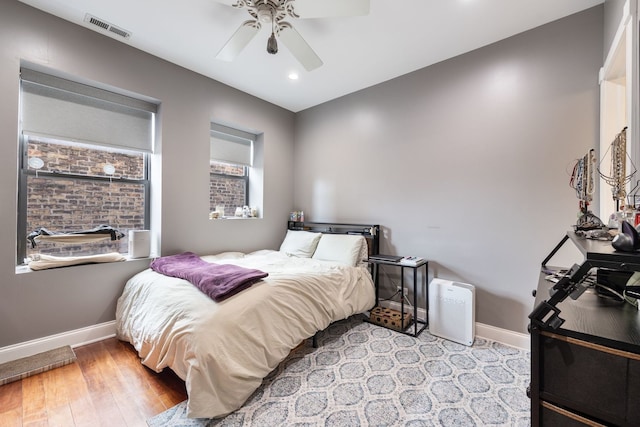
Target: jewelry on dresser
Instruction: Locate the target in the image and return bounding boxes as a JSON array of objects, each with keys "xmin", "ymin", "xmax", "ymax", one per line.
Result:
[{"xmin": 598, "ymin": 127, "xmax": 636, "ymax": 208}]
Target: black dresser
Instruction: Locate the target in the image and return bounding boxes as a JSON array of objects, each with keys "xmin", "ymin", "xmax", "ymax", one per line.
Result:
[{"xmin": 529, "ymin": 232, "xmax": 640, "ymax": 426}]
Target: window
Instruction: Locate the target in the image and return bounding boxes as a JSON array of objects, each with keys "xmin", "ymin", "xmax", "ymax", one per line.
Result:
[
  {"xmin": 209, "ymin": 123, "xmax": 257, "ymax": 218},
  {"xmin": 17, "ymin": 67, "xmax": 156, "ymax": 264}
]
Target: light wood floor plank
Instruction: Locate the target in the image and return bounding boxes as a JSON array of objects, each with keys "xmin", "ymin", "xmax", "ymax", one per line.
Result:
[
  {"xmin": 0, "ymin": 409, "xmax": 22, "ymax": 427},
  {"xmin": 74, "ymin": 343, "xmax": 129, "ymax": 427},
  {"xmin": 42, "ymin": 365, "xmax": 68, "ymax": 413},
  {"xmin": 101, "ymin": 340, "xmax": 167, "ymax": 420},
  {"xmin": 89, "ymin": 341, "xmax": 146, "ymax": 425},
  {"xmin": 108, "ymin": 339, "xmax": 186, "ymax": 415},
  {"xmin": 21, "ymin": 374, "xmax": 48, "ymax": 425},
  {"xmin": 62, "ymin": 360, "xmax": 98, "ymax": 427},
  {"xmin": 0, "ymin": 380, "xmax": 23, "ymax": 427},
  {"xmin": 45, "ymin": 404, "xmax": 74, "ymax": 427}
]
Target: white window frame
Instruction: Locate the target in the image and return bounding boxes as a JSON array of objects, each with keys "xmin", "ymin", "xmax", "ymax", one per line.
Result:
[
  {"xmin": 17, "ymin": 66, "xmax": 157, "ymax": 264},
  {"xmin": 210, "ymin": 122, "xmax": 262, "ymax": 218}
]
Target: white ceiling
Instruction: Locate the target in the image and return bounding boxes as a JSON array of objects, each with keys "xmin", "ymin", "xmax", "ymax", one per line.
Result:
[{"xmin": 18, "ymin": 0, "xmax": 604, "ymax": 112}]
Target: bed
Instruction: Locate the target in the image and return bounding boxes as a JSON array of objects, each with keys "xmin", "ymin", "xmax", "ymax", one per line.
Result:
[{"xmin": 115, "ymin": 222, "xmax": 379, "ymax": 419}]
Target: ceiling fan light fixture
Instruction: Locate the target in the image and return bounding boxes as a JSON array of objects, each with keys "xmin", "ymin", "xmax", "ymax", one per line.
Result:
[
  {"xmin": 267, "ymin": 32, "xmax": 278, "ymax": 54},
  {"xmin": 257, "ymin": 8, "xmax": 273, "ymax": 23}
]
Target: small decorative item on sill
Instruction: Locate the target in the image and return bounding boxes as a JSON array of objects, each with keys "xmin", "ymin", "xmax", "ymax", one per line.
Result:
[
  {"xmin": 289, "ymin": 211, "xmax": 304, "ymax": 221},
  {"xmin": 369, "ymin": 306, "xmax": 412, "ymax": 332}
]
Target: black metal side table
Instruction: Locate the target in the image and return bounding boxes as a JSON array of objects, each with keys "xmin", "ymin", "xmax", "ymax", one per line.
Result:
[{"xmin": 367, "ymin": 256, "xmax": 428, "ymax": 337}]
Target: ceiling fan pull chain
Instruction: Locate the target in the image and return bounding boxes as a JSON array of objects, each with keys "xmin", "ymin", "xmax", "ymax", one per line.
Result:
[{"xmin": 267, "ymin": 8, "xmax": 278, "ymax": 54}]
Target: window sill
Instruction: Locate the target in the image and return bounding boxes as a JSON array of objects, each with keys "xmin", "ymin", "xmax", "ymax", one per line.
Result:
[{"xmin": 210, "ymin": 216, "xmax": 259, "ymax": 220}]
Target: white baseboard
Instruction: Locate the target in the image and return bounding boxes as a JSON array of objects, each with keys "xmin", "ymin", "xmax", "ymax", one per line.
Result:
[
  {"xmin": 0, "ymin": 321, "xmax": 117, "ymax": 365},
  {"xmin": 475, "ymin": 322, "xmax": 530, "ymax": 351},
  {"xmin": 378, "ymin": 301, "xmax": 530, "ymax": 351}
]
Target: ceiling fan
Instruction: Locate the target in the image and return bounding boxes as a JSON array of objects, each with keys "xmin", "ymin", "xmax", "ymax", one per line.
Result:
[{"xmin": 213, "ymin": 0, "xmax": 370, "ymax": 71}]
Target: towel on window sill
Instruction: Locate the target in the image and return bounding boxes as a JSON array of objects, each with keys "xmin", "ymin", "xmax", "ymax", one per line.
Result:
[
  {"xmin": 150, "ymin": 251, "xmax": 268, "ymax": 302},
  {"xmin": 28, "ymin": 252, "xmax": 126, "ymax": 270}
]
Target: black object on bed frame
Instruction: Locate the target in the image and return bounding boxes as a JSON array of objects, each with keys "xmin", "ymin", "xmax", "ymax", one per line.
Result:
[
  {"xmin": 287, "ymin": 221, "xmax": 380, "ymax": 256},
  {"xmin": 287, "ymin": 220, "xmax": 381, "ymax": 348}
]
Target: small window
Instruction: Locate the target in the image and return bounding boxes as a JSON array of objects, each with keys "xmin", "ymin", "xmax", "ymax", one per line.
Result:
[
  {"xmin": 17, "ymin": 67, "xmax": 156, "ymax": 264},
  {"xmin": 209, "ymin": 123, "xmax": 258, "ymax": 218}
]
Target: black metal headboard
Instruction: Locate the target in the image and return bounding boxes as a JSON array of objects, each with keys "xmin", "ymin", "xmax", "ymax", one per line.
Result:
[{"xmin": 287, "ymin": 221, "xmax": 380, "ymax": 256}]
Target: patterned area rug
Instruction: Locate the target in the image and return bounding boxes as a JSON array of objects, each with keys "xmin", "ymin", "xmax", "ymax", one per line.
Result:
[{"xmin": 147, "ymin": 315, "xmax": 531, "ymax": 426}]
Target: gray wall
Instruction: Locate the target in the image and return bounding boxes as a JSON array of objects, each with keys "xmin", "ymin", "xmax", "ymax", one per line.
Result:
[
  {"xmin": 0, "ymin": 1, "xmax": 295, "ymax": 348},
  {"xmin": 293, "ymin": 6, "xmax": 603, "ymax": 333}
]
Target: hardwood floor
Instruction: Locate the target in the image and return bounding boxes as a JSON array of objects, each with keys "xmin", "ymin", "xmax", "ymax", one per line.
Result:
[{"xmin": 0, "ymin": 338, "xmax": 187, "ymax": 427}]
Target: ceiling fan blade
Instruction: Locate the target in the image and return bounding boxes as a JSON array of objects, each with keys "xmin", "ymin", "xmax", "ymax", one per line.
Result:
[
  {"xmin": 290, "ymin": 0, "xmax": 370, "ymax": 18},
  {"xmin": 216, "ymin": 21, "xmax": 260, "ymax": 62},
  {"xmin": 211, "ymin": 0, "xmax": 241, "ymax": 7},
  {"xmin": 278, "ymin": 24, "xmax": 323, "ymax": 71}
]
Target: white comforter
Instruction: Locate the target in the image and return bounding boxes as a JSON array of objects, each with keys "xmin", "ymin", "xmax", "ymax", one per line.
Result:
[{"xmin": 115, "ymin": 250, "xmax": 375, "ymax": 418}]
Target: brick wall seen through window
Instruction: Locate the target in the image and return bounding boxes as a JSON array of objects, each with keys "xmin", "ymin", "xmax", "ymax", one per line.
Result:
[
  {"xmin": 25, "ymin": 138, "xmax": 146, "ymax": 257},
  {"xmin": 209, "ymin": 161, "xmax": 247, "ymax": 215}
]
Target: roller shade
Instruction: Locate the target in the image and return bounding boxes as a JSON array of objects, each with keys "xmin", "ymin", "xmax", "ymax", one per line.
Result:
[
  {"xmin": 20, "ymin": 68, "xmax": 157, "ymax": 153},
  {"xmin": 210, "ymin": 123, "xmax": 255, "ymax": 166}
]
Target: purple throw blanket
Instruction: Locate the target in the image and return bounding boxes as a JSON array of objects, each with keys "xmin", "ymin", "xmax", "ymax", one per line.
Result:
[{"xmin": 150, "ymin": 252, "xmax": 268, "ymax": 302}]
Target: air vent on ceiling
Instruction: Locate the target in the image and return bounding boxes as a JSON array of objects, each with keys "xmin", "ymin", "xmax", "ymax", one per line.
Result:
[{"xmin": 84, "ymin": 14, "xmax": 131, "ymax": 39}]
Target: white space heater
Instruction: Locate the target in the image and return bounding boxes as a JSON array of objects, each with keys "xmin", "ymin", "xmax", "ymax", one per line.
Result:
[
  {"xmin": 128, "ymin": 230, "xmax": 150, "ymax": 259},
  {"xmin": 429, "ymin": 278, "xmax": 476, "ymax": 346}
]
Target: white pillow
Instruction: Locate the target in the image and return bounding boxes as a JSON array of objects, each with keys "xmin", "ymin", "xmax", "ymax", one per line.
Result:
[
  {"xmin": 356, "ymin": 238, "xmax": 370, "ymax": 267},
  {"xmin": 279, "ymin": 230, "xmax": 321, "ymax": 258},
  {"xmin": 312, "ymin": 234, "xmax": 366, "ymax": 266}
]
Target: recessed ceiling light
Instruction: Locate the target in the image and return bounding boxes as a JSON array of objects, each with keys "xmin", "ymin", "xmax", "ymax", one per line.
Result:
[{"xmin": 288, "ymin": 72, "xmax": 299, "ymax": 80}]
